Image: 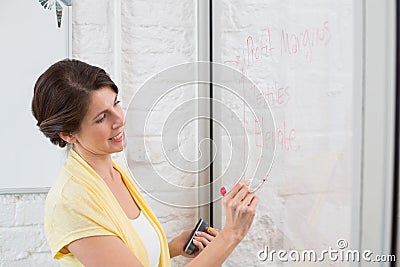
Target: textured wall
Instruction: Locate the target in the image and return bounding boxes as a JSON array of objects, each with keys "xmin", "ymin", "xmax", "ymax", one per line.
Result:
[{"xmin": 0, "ymin": 194, "xmax": 57, "ymax": 267}]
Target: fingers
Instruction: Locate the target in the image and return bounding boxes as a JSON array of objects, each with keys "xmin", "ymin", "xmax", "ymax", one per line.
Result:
[
  {"xmin": 192, "ymin": 239, "xmax": 204, "ymax": 252},
  {"xmin": 243, "ymin": 194, "xmax": 259, "ymax": 220},
  {"xmin": 219, "ymin": 180, "xmax": 259, "ymax": 242},
  {"xmin": 247, "ymin": 195, "xmax": 259, "ymax": 220},
  {"xmin": 249, "ymin": 194, "xmax": 259, "ymax": 209},
  {"xmin": 192, "ymin": 230, "xmax": 215, "ymax": 253},
  {"xmin": 196, "ymin": 231, "xmax": 215, "ymax": 242},
  {"xmin": 223, "ymin": 180, "xmax": 254, "ymax": 211},
  {"xmin": 242, "ymin": 190, "xmax": 255, "ymax": 206},
  {"xmin": 224, "ymin": 179, "xmax": 250, "ymax": 201},
  {"xmin": 223, "ymin": 180, "xmax": 244, "ymax": 199},
  {"xmin": 223, "ymin": 179, "xmax": 259, "ymax": 223},
  {"xmin": 235, "ymin": 185, "xmax": 251, "ymax": 202}
]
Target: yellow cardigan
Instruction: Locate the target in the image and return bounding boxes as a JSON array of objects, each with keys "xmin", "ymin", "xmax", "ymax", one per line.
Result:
[{"xmin": 44, "ymin": 149, "xmax": 171, "ymax": 267}]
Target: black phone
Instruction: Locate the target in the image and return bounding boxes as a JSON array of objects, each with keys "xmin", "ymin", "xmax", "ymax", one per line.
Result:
[{"xmin": 183, "ymin": 218, "xmax": 209, "ymax": 255}]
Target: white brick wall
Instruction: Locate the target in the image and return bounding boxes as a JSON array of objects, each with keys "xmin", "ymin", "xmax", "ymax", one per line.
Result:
[
  {"xmin": 0, "ymin": 194, "xmax": 57, "ymax": 267},
  {"xmin": 120, "ymin": 1, "xmax": 197, "ymax": 265}
]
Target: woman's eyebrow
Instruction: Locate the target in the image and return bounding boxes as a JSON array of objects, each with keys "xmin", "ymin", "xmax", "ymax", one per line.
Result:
[{"xmin": 92, "ymin": 94, "xmax": 118, "ymax": 121}]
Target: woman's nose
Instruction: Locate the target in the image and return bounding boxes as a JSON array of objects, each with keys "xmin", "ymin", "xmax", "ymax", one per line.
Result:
[{"xmin": 112, "ymin": 112, "xmax": 125, "ymax": 130}]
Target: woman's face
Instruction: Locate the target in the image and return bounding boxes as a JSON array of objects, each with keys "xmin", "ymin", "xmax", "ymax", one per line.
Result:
[{"xmin": 72, "ymin": 86, "xmax": 125, "ymax": 157}]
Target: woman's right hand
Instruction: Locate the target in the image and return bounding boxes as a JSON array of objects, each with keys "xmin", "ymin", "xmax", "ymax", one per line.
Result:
[
  {"xmin": 184, "ymin": 180, "xmax": 259, "ymax": 267},
  {"xmin": 221, "ymin": 180, "xmax": 259, "ymax": 242}
]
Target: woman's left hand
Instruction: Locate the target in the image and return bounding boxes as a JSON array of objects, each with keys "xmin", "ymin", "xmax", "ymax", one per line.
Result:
[{"xmin": 168, "ymin": 228, "xmax": 218, "ymax": 258}]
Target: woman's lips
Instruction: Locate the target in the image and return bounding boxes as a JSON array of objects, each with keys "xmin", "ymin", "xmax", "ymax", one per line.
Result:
[{"xmin": 109, "ymin": 131, "xmax": 124, "ymax": 142}]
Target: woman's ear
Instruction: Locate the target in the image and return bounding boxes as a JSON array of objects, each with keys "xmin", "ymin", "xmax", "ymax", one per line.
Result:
[{"xmin": 59, "ymin": 132, "xmax": 76, "ymax": 144}]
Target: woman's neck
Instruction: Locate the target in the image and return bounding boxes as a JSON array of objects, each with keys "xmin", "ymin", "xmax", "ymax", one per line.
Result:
[{"xmin": 72, "ymin": 146, "xmax": 115, "ymax": 181}]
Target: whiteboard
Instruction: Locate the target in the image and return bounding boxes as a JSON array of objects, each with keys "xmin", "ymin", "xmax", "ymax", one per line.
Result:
[
  {"xmin": 0, "ymin": 1, "xmax": 71, "ymax": 193},
  {"xmin": 212, "ymin": 0, "xmax": 362, "ymax": 265}
]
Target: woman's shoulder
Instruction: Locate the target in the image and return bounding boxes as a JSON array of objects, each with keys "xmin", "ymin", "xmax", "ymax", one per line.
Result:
[{"xmin": 45, "ymin": 168, "xmax": 90, "ymax": 210}]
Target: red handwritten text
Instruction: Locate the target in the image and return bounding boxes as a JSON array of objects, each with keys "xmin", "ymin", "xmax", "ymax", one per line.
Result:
[
  {"xmin": 280, "ymin": 21, "xmax": 331, "ymax": 63},
  {"xmin": 254, "ymin": 118, "xmax": 299, "ymax": 151}
]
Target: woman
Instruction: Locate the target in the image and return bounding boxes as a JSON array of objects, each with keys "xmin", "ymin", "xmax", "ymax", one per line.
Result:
[{"xmin": 32, "ymin": 59, "xmax": 258, "ymax": 267}]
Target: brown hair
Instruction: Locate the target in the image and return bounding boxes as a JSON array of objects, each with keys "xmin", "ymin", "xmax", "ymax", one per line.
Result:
[{"xmin": 31, "ymin": 59, "xmax": 119, "ymax": 148}]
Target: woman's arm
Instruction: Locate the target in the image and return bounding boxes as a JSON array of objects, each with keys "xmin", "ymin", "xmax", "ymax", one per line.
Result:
[
  {"xmin": 67, "ymin": 235, "xmax": 144, "ymax": 267},
  {"xmin": 186, "ymin": 180, "xmax": 258, "ymax": 266},
  {"xmin": 167, "ymin": 180, "xmax": 257, "ymax": 266}
]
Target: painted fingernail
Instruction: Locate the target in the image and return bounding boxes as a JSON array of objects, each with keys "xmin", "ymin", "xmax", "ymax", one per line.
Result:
[{"xmin": 220, "ymin": 186, "xmax": 226, "ymax": 196}]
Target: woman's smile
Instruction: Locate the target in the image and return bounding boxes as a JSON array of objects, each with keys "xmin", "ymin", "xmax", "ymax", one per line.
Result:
[{"xmin": 109, "ymin": 131, "xmax": 125, "ymax": 142}]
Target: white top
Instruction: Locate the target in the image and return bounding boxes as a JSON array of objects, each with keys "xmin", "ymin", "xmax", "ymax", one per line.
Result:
[{"xmin": 130, "ymin": 211, "xmax": 161, "ymax": 267}]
